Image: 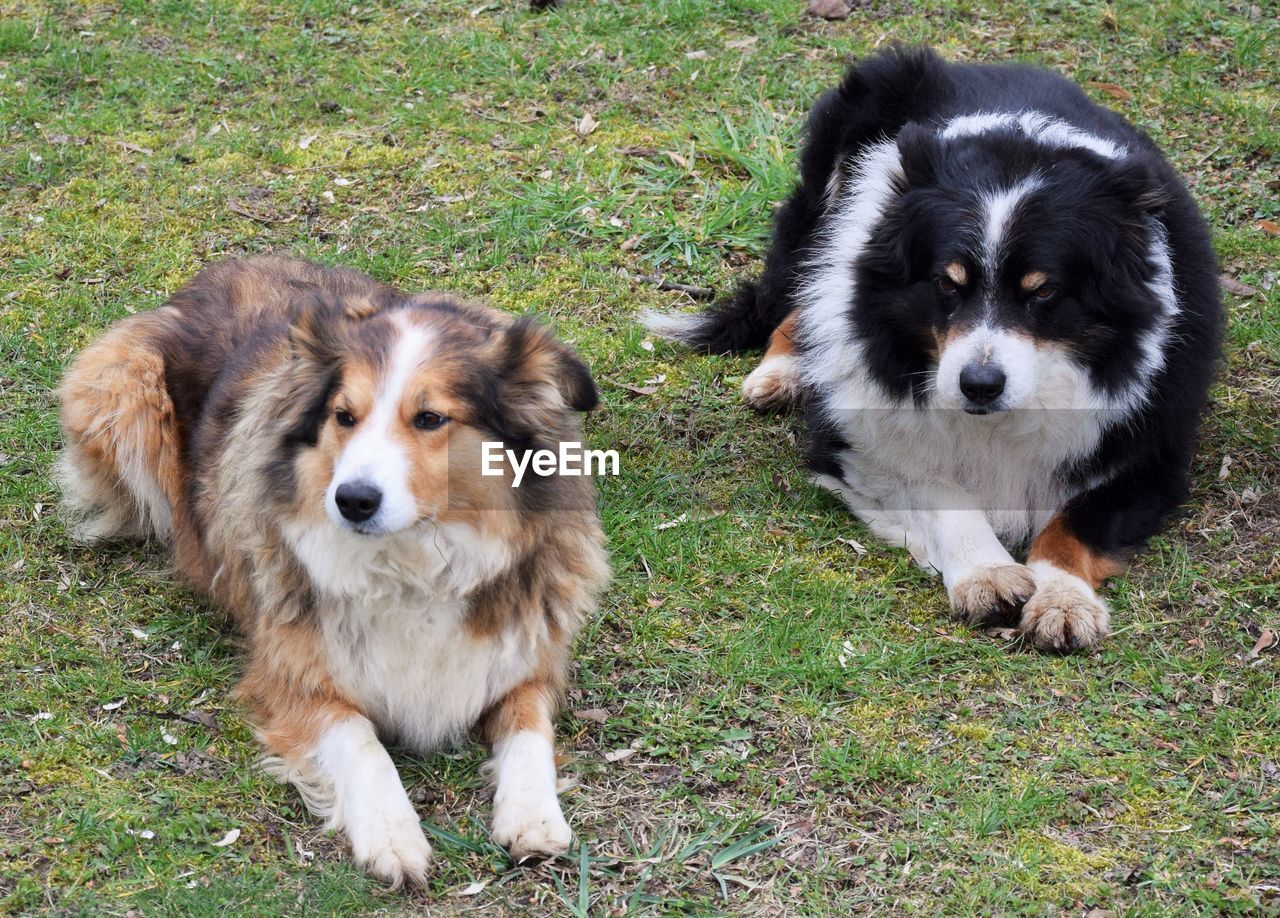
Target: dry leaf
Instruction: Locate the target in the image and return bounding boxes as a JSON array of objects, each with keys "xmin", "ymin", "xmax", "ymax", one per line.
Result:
[
  {"xmin": 182, "ymin": 711, "xmax": 219, "ymax": 730},
  {"xmin": 604, "ymin": 748, "xmax": 636, "ymax": 763},
  {"xmin": 1087, "ymin": 81, "xmax": 1133, "ymax": 101},
  {"xmin": 836, "ymin": 537, "xmax": 867, "ymax": 555},
  {"xmin": 1246, "ymin": 629, "xmax": 1277, "ymax": 660},
  {"xmin": 619, "ymin": 234, "xmax": 640, "ymax": 251},
  {"xmin": 573, "ymin": 708, "xmax": 608, "ymax": 724},
  {"xmin": 616, "ymin": 382, "xmax": 660, "ymax": 397},
  {"xmin": 684, "ymin": 50, "xmax": 709, "ymax": 60},
  {"xmin": 985, "ymin": 627, "xmax": 1021, "ymax": 641},
  {"xmin": 212, "ymin": 828, "xmax": 241, "ymax": 847},
  {"xmin": 574, "ymin": 112, "xmax": 598, "ymax": 136},
  {"xmin": 664, "ymin": 150, "xmax": 689, "ymax": 169},
  {"xmin": 1218, "ymin": 455, "xmax": 1233, "ymax": 480},
  {"xmin": 1259, "ymin": 219, "xmax": 1279, "ymax": 236},
  {"xmin": 807, "ymin": 0, "xmax": 851, "ymax": 19},
  {"xmin": 454, "ymin": 880, "xmax": 490, "ymax": 896},
  {"xmin": 726, "ymin": 37, "xmax": 759, "ymax": 50},
  {"xmin": 298, "ymin": 133, "xmax": 319, "ymax": 150},
  {"xmin": 1219, "ymin": 275, "xmax": 1258, "ymax": 297},
  {"xmin": 1211, "ymin": 683, "xmax": 1228, "ymax": 706},
  {"xmin": 118, "ymin": 141, "xmax": 154, "ymax": 155},
  {"xmin": 656, "ymin": 513, "xmax": 689, "ymax": 530}
]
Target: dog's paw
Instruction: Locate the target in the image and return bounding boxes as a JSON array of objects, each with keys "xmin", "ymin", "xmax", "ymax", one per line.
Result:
[
  {"xmin": 742, "ymin": 355, "xmax": 803, "ymax": 412},
  {"xmin": 492, "ymin": 793, "xmax": 572, "ymax": 864},
  {"xmin": 1021, "ymin": 565, "xmax": 1110, "ymax": 653},
  {"xmin": 947, "ymin": 564, "xmax": 1037, "ymax": 626},
  {"xmin": 346, "ymin": 809, "xmax": 432, "ymax": 888}
]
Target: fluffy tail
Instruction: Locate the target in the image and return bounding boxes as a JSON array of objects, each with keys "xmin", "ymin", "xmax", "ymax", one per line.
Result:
[
  {"xmin": 57, "ymin": 312, "xmax": 184, "ymax": 543},
  {"xmin": 640, "ymin": 277, "xmax": 784, "ymax": 354}
]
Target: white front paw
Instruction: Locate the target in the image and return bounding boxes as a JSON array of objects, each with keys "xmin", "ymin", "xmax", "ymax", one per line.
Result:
[
  {"xmin": 346, "ymin": 807, "xmax": 432, "ymax": 888},
  {"xmin": 946, "ymin": 563, "xmax": 1036, "ymax": 626},
  {"xmin": 1022, "ymin": 562, "xmax": 1111, "ymax": 652},
  {"xmin": 492, "ymin": 791, "xmax": 572, "ymax": 864},
  {"xmin": 742, "ymin": 355, "xmax": 802, "ymax": 411}
]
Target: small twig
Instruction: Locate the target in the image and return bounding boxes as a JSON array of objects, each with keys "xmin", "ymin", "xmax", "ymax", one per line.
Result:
[
  {"xmin": 227, "ymin": 201, "xmax": 289, "ymax": 225},
  {"xmin": 132, "ymin": 710, "xmax": 221, "ymax": 732},
  {"xmin": 636, "ymin": 274, "xmax": 714, "ymax": 300}
]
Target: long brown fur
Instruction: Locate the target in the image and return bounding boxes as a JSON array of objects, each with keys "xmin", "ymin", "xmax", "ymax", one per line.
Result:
[{"xmin": 58, "ymin": 256, "xmax": 609, "ymax": 885}]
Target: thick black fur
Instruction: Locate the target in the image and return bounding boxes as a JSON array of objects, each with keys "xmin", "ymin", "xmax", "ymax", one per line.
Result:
[{"xmin": 687, "ymin": 45, "xmax": 1223, "ymax": 561}]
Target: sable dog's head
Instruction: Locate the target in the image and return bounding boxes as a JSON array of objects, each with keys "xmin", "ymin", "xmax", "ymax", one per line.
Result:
[{"xmin": 272, "ymin": 294, "xmax": 597, "ymax": 537}]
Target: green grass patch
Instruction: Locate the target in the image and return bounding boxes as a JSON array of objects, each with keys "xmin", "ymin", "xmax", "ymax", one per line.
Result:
[{"xmin": 1, "ymin": 0, "xmax": 1277, "ymax": 913}]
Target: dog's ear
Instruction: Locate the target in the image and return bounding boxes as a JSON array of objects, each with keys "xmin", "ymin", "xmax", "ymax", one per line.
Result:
[
  {"xmin": 287, "ymin": 294, "xmax": 345, "ymax": 366},
  {"xmin": 895, "ymin": 123, "xmax": 943, "ymax": 190},
  {"xmin": 499, "ymin": 317, "xmax": 598, "ymax": 413},
  {"xmin": 271, "ymin": 295, "xmax": 346, "ymax": 463},
  {"xmin": 1106, "ymin": 156, "xmax": 1169, "ymax": 216}
]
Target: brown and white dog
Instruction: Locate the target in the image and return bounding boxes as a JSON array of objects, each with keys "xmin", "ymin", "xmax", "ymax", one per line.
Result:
[{"xmin": 58, "ymin": 256, "xmax": 609, "ymax": 885}]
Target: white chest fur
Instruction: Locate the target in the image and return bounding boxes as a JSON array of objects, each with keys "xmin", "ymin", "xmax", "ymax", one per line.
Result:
[
  {"xmin": 826, "ymin": 399, "xmax": 1090, "ymax": 543},
  {"xmin": 281, "ymin": 519, "xmax": 533, "ymax": 751},
  {"xmin": 319, "ymin": 592, "xmax": 539, "ymax": 751}
]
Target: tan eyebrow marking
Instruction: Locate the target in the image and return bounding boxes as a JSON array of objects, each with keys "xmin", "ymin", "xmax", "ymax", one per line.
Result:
[
  {"xmin": 944, "ymin": 261, "xmax": 968, "ymax": 286},
  {"xmin": 1021, "ymin": 271, "xmax": 1048, "ymax": 292}
]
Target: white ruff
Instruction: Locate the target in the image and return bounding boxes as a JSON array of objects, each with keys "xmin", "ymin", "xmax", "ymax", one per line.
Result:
[{"xmin": 281, "ymin": 517, "xmax": 535, "ymax": 752}]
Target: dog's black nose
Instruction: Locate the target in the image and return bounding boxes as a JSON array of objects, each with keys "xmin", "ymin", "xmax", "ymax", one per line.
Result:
[
  {"xmin": 335, "ymin": 481, "xmax": 382, "ymax": 523},
  {"xmin": 959, "ymin": 362, "xmax": 1006, "ymax": 407}
]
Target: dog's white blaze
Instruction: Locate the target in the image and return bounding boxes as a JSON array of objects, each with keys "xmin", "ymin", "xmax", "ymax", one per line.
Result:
[
  {"xmin": 941, "ymin": 110, "xmax": 1125, "ymax": 160},
  {"xmin": 488, "ymin": 729, "xmax": 571, "ymax": 858},
  {"xmin": 327, "ymin": 318, "xmax": 432, "ymax": 534},
  {"xmin": 981, "ymin": 177, "xmax": 1043, "ymax": 284},
  {"xmin": 313, "ymin": 716, "xmax": 432, "ymax": 883}
]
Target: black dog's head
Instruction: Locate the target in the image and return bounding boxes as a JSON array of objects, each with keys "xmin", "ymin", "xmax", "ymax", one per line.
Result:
[{"xmin": 851, "ymin": 115, "xmax": 1174, "ymax": 416}]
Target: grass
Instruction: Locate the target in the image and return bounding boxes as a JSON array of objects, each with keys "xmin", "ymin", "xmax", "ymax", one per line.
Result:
[{"xmin": 0, "ymin": 0, "xmax": 1277, "ymax": 913}]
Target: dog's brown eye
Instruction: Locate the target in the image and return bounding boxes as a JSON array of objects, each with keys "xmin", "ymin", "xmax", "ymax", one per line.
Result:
[
  {"xmin": 335, "ymin": 409, "xmax": 357, "ymax": 427},
  {"xmin": 935, "ymin": 276, "xmax": 958, "ymax": 294},
  {"xmin": 413, "ymin": 411, "xmax": 448, "ymax": 431},
  {"xmin": 1032, "ymin": 284, "xmax": 1057, "ymax": 301}
]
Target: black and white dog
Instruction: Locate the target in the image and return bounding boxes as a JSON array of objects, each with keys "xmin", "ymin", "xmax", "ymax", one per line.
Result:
[{"xmin": 646, "ymin": 46, "xmax": 1222, "ymax": 652}]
